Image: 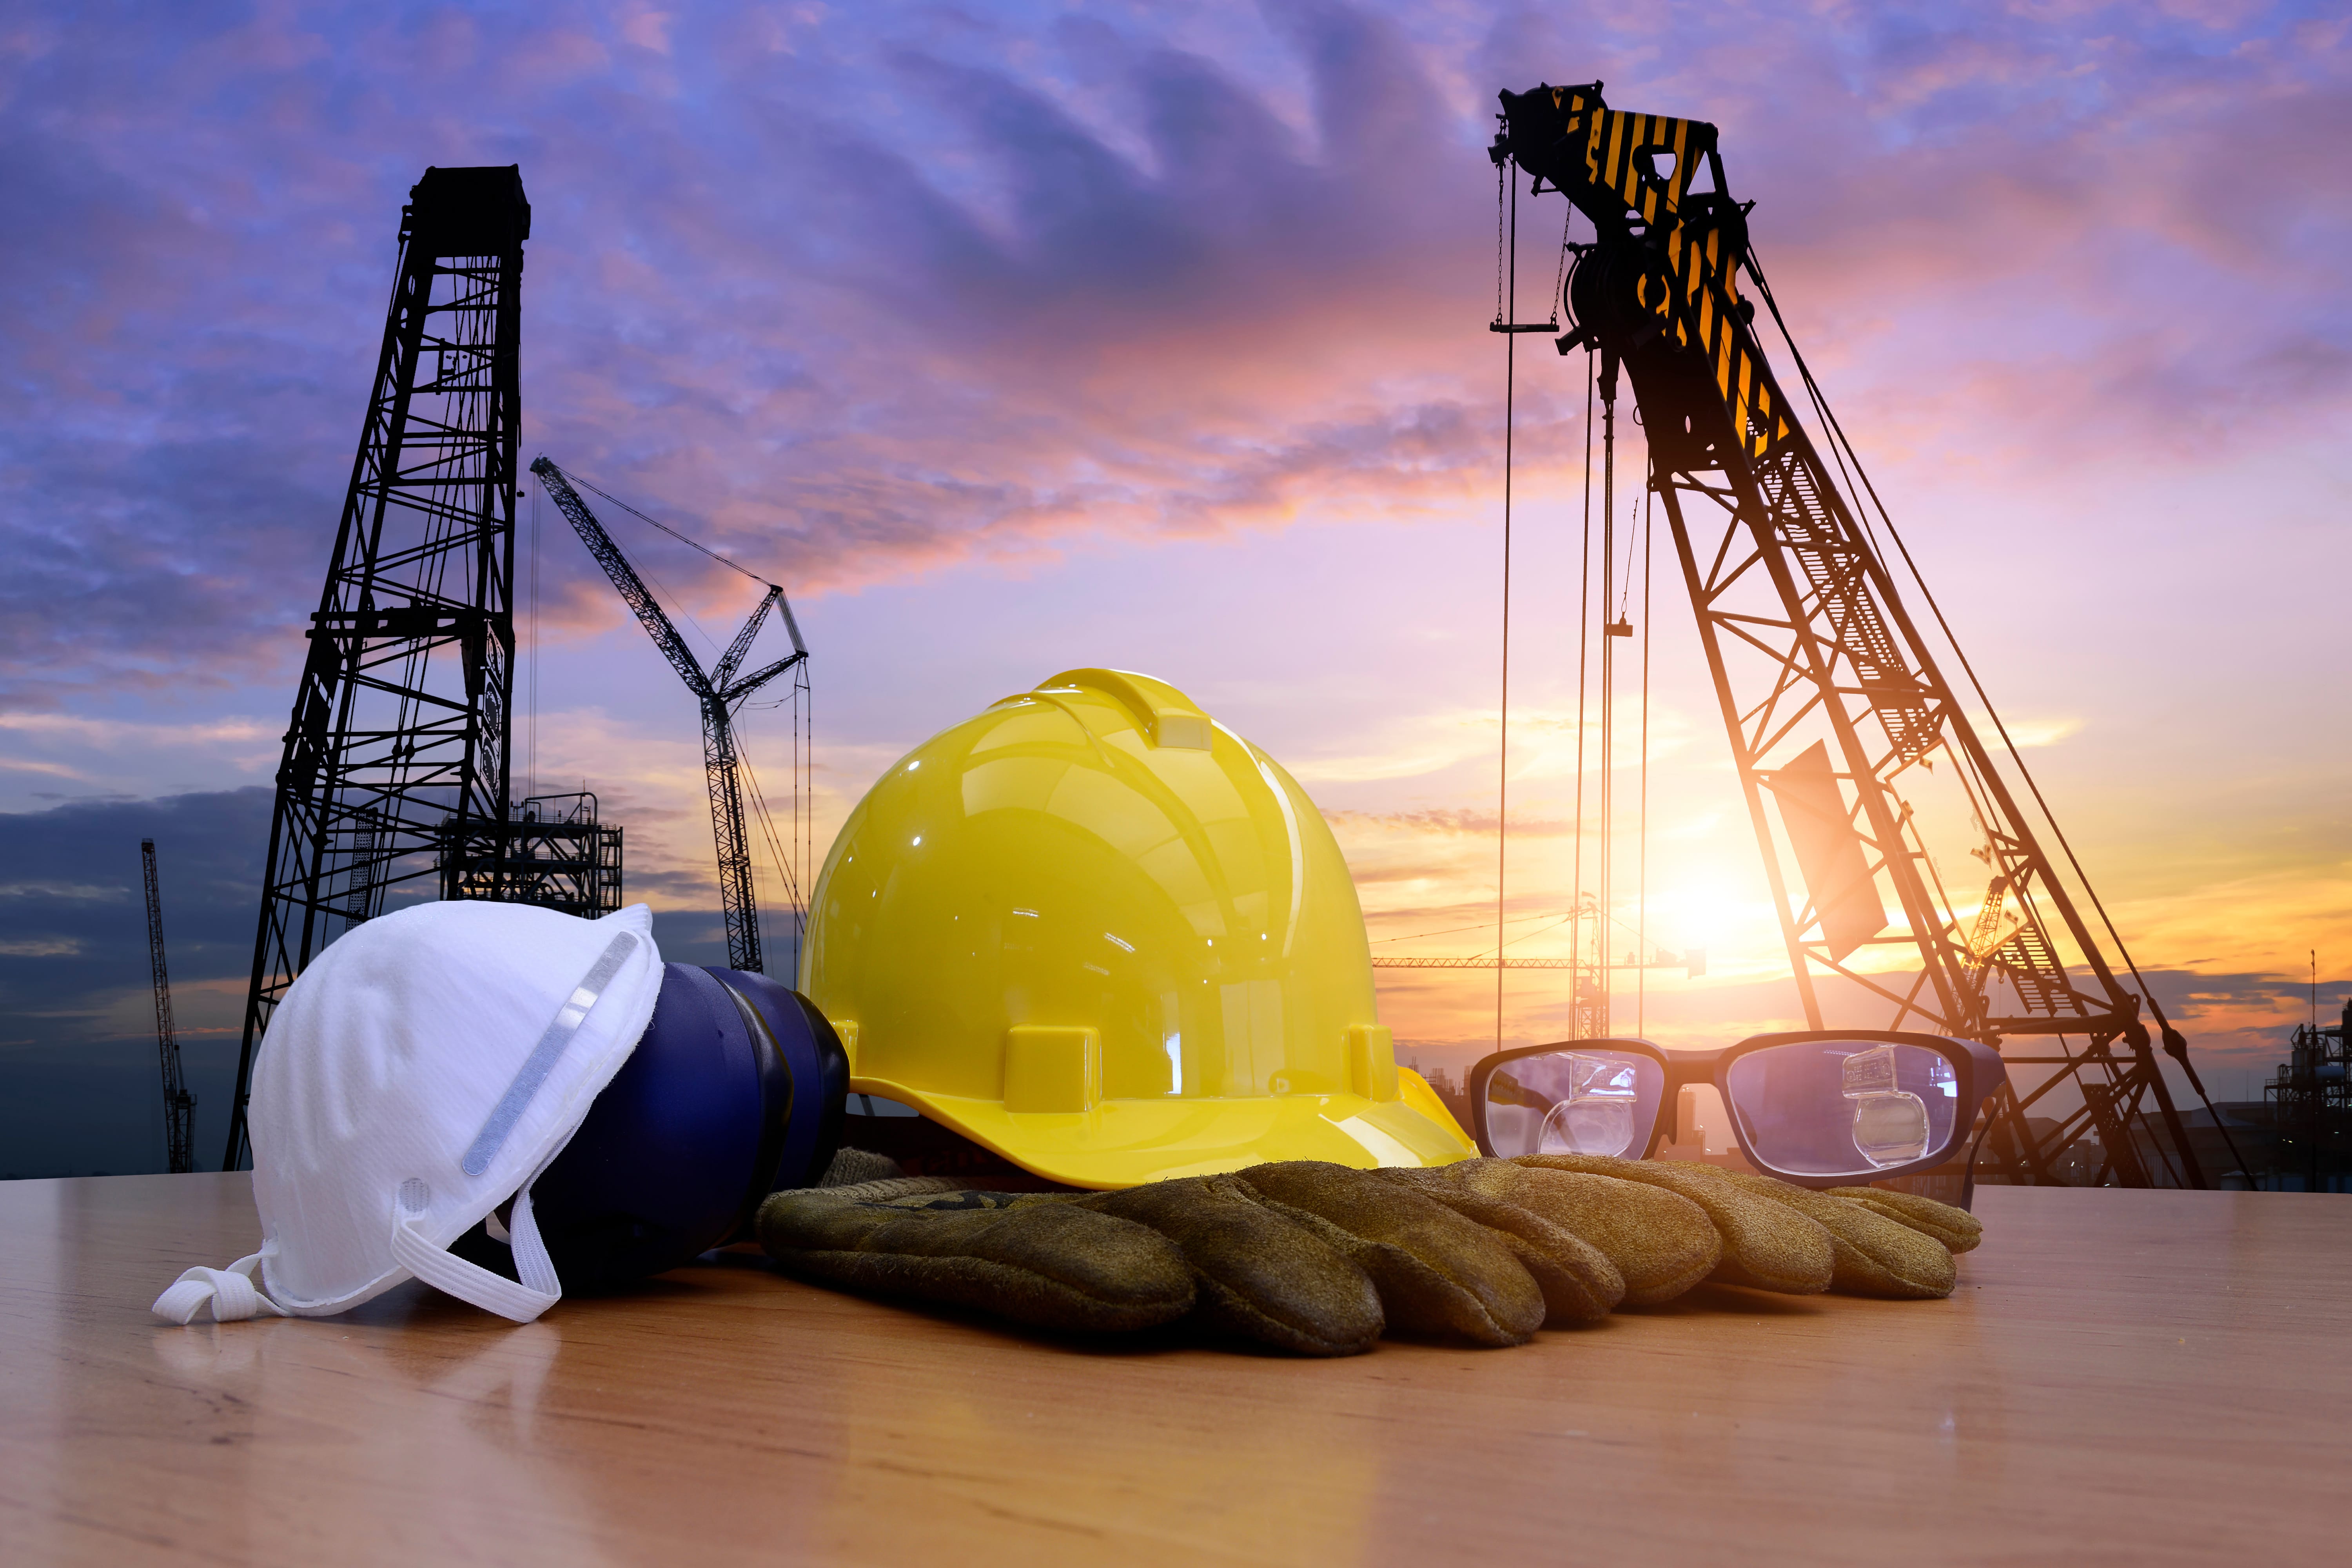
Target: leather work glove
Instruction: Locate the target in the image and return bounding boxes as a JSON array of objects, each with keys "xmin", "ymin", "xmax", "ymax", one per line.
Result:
[
  {"xmin": 757, "ymin": 1155, "xmax": 1985, "ymax": 1354},
  {"xmin": 1513, "ymin": 1154, "xmax": 1837, "ymax": 1294},
  {"xmin": 1371, "ymin": 1159, "xmax": 1717, "ymax": 1307},
  {"xmin": 1514, "ymin": 1155, "xmax": 1978, "ymax": 1300},
  {"xmin": 749, "ymin": 1176, "xmax": 1201, "ymax": 1335},
  {"xmin": 1713, "ymin": 1172, "xmax": 1956, "ymax": 1299},
  {"xmin": 759, "ymin": 1158, "xmax": 1661, "ymax": 1356},
  {"xmin": 1826, "ymin": 1185, "xmax": 1984, "ymax": 1254}
]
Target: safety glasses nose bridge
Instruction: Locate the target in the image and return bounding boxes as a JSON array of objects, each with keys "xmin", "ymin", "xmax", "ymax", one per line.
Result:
[{"xmin": 1651, "ymin": 1045, "xmax": 1737, "ymax": 1156}]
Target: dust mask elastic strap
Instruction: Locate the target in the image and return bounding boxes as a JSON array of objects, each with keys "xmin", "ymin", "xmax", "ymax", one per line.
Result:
[
  {"xmin": 389, "ymin": 1177, "xmax": 561, "ymax": 1323},
  {"xmin": 151, "ymin": 1252, "xmax": 291, "ymax": 1324}
]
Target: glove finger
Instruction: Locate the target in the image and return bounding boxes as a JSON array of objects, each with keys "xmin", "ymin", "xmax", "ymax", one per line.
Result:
[
  {"xmin": 1399, "ymin": 1159, "xmax": 1717, "ymax": 1307},
  {"xmin": 1716, "ymin": 1173, "xmax": 1957, "ymax": 1299},
  {"xmin": 1080, "ymin": 1177, "xmax": 1383, "ymax": 1357},
  {"xmin": 1514, "ymin": 1155, "xmax": 1835, "ymax": 1296},
  {"xmin": 1236, "ymin": 1161, "xmax": 1546, "ymax": 1346},
  {"xmin": 755, "ymin": 1187, "xmax": 1195, "ymax": 1333},
  {"xmin": 1824, "ymin": 1187, "xmax": 1983, "ymax": 1254},
  {"xmin": 1374, "ymin": 1165, "xmax": 1625, "ymax": 1324}
]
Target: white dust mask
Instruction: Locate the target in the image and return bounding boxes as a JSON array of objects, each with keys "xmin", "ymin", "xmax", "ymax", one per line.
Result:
[{"xmin": 152, "ymin": 900, "xmax": 662, "ymax": 1325}]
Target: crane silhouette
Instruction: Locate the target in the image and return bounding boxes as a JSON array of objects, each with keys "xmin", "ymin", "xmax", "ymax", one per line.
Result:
[{"xmin": 530, "ymin": 457, "xmax": 807, "ymax": 974}]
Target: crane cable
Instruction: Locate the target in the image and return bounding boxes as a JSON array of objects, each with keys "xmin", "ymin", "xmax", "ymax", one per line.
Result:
[
  {"xmin": 534, "ymin": 467, "xmax": 731, "ymax": 661},
  {"xmin": 1470, "ymin": 170, "xmax": 1650, "ymax": 1027},
  {"xmin": 527, "ymin": 481, "xmax": 540, "ymax": 802},
  {"xmin": 1598, "ymin": 335, "xmax": 1618, "ymax": 1028},
  {"xmin": 1483, "ymin": 165, "xmax": 1586, "ymax": 1038},
  {"xmin": 1748, "ymin": 252, "xmax": 2151, "ymax": 991},
  {"xmin": 555, "ymin": 464, "xmax": 779, "ymax": 590},
  {"xmin": 1638, "ymin": 474, "xmax": 1652, "ymax": 1034},
  {"xmin": 1373, "ymin": 908, "xmax": 1584, "ymax": 945},
  {"xmin": 1494, "ymin": 154, "xmax": 1517, "ymax": 1053},
  {"xmin": 736, "ymin": 733, "xmax": 805, "ymax": 956},
  {"xmin": 1572, "ymin": 349, "xmax": 1594, "ymax": 1031}
]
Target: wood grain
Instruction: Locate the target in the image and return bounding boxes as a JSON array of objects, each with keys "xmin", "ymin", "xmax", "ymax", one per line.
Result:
[{"xmin": 2, "ymin": 1174, "xmax": 2345, "ymax": 1566}]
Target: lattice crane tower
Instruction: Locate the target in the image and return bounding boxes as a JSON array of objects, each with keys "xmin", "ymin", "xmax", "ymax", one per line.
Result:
[
  {"xmin": 529, "ymin": 458, "xmax": 808, "ymax": 976},
  {"xmin": 220, "ymin": 168, "xmax": 531, "ymax": 1170},
  {"xmin": 140, "ymin": 838, "xmax": 197, "ymax": 1175},
  {"xmin": 1493, "ymin": 84, "xmax": 2230, "ymax": 1188}
]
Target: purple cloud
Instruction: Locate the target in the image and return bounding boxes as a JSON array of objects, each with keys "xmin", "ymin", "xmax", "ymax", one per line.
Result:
[{"xmin": 9, "ymin": 2, "xmax": 2337, "ymax": 715}]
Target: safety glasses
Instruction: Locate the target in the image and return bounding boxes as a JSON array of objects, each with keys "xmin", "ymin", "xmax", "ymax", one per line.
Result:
[{"xmin": 1467, "ymin": 1031, "xmax": 2009, "ymax": 1198}]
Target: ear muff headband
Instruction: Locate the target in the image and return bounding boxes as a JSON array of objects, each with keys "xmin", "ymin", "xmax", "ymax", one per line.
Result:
[
  {"xmin": 705, "ymin": 967, "xmax": 850, "ymax": 1204},
  {"xmin": 527, "ymin": 964, "xmax": 850, "ymax": 1294},
  {"xmin": 677, "ymin": 968, "xmax": 795, "ymax": 1250},
  {"xmin": 530, "ymin": 963, "xmax": 788, "ymax": 1290}
]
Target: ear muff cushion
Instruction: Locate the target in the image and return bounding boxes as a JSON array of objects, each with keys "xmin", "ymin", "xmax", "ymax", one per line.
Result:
[
  {"xmin": 532, "ymin": 962, "xmax": 786, "ymax": 1291},
  {"xmin": 706, "ymin": 969, "xmax": 850, "ymax": 1196}
]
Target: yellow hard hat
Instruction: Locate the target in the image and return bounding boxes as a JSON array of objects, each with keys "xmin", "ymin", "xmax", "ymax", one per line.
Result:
[{"xmin": 800, "ymin": 668, "xmax": 1475, "ymax": 1188}]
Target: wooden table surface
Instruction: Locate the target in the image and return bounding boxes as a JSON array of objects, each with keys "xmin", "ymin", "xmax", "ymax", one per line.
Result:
[{"xmin": 2, "ymin": 1175, "xmax": 2346, "ymax": 1566}]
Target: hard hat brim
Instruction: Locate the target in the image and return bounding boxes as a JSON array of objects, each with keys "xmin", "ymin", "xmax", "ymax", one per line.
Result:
[{"xmin": 850, "ymin": 1073, "xmax": 1477, "ymax": 1189}]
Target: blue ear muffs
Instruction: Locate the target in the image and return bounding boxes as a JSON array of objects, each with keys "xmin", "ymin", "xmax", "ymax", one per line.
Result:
[
  {"xmin": 529, "ymin": 963, "xmax": 849, "ymax": 1292},
  {"xmin": 712, "ymin": 966, "xmax": 851, "ymax": 1194}
]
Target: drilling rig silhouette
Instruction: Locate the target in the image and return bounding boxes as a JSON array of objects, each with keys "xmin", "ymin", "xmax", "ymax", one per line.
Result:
[{"xmin": 218, "ymin": 168, "xmax": 809, "ymax": 1169}]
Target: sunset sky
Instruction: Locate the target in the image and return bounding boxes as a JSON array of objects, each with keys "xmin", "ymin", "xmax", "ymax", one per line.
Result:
[{"xmin": 4, "ymin": 1, "xmax": 2347, "ymax": 1174}]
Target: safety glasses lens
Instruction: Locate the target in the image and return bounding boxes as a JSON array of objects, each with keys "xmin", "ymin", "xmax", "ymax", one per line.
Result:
[
  {"xmin": 1483, "ymin": 1049, "xmax": 1662, "ymax": 1158},
  {"xmin": 1725, "ymin": 1040, "xmax": 1960, "ymax": 1177}
]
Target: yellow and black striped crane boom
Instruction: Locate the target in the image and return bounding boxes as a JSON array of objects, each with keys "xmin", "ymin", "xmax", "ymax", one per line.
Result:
[
  {"xmin": 1516, "ymin": 85, "xmax": 1791, "ymax": 459},
  {"xmin": 1494, "ymin": 81, "xmax": 2228, "ymax": 1189}
]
